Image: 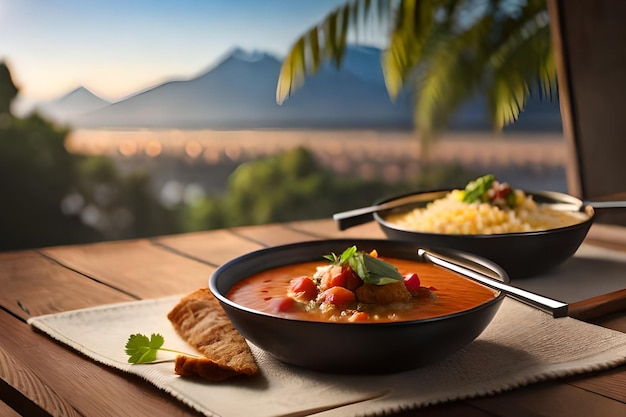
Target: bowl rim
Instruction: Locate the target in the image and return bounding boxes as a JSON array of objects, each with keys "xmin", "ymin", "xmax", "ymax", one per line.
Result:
[
  {"xmin": 373, "ymin": 188, "xmax": 595, "ymax": 238},
  {"xmin": 209, "ymin": 238, "xmax": 508, "ymax": 326}
]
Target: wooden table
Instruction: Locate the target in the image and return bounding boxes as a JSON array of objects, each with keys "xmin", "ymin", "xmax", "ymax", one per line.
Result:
[{"xmin": 2, "ymin": 219, "xmax": 626, "ymax": 417}]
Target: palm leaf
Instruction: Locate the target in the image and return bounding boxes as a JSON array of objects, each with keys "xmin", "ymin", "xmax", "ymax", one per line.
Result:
[
  {"xmin": 276, "ymin": 0, "xmax": 555, "ymax": 143},
  {"xmin": 486, "ymin": 7, "xmax": 555, "ymax": 129},
  {"xmin": 413, "ymin": 13, "xmax": 493, "ymax": 142},
  {"xmin": 383, "ymin": 0, "xmax": 442, "ymax": 99},
  {"xmin": 276, "ymin": 0, "xmax": 393, "ymax": 104}
]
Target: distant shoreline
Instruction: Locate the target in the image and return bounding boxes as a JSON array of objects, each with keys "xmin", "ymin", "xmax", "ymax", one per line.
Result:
[
  {"xmin": 64, "ymin": 128, "xmax": 568, "ymax": 197},
  {"xmin": 66, "ymin": 128, "xmax": 567, "ymax": 166}
]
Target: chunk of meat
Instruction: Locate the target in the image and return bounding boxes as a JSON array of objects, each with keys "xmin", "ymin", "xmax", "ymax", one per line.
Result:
[{"xmin": 355, "ymin": 281, "xmax": 411, "ymax": 304}]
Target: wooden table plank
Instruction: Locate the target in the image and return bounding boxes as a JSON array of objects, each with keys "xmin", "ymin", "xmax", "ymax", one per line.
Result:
[
  {"xmin": 153, "ymin": 229, "xmax": 266, "ymax": 266},
  {"xmin": 570, "ymin": 367, "xmax": 626, "ymax": 403},
  {"xmin": 385, "ymin": 402, "xmax": 494, "ymax": 416},
  {"xmin": 468, "ymin": 381, "xmax": 626, "ymax": 417},
  {"xmin": 1, "ymin": 344, "xmax": 80, "ymax": 417},
  {"xmin": 0, "ymin": 401, "xmax": 22, "ymax": 417},
  {"xmin": 228, "ymin": 222, "xmax": 323, "ymax": 246},
  {"xmin": 40, "ymin": 239, "xmax": 214, "ymax": 299},
  {"xmin": 0, "ymin": 311, "xmax": 203, "ymax": 417},
  {"xmin": 287, "ymin": 218, "xmax": 386, "ymax": 239},
  {"xmin": 0, "ymin": 250, "xmax": 134, "ymax": 320}
]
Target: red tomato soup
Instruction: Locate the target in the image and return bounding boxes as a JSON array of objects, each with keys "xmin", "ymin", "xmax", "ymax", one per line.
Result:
[{"xmin": 226, "ymin": 257, "xmax": 499, "ymax": 323}]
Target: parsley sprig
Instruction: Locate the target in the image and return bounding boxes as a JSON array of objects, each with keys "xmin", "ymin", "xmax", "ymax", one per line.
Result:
[
  {"xmin": 125, "ymin": 333, "xmax": 197, "ymax": 364},
  {"xmin": 324, "ymin": 245, "xmax": 403, "ymax": 285}
]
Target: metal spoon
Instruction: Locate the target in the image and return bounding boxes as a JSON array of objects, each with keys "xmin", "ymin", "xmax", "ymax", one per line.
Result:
[{"xmin": 416, "ymin": 247, "xmax": 569, "ymax": 318}]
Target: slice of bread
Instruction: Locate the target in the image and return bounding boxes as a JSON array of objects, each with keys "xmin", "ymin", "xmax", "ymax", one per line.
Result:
[{"xmin": 167, "ymin": 288, "xmax": 259, "ymax": 381}]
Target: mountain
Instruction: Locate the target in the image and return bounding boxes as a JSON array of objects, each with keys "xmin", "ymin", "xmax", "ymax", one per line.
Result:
[
  {"xmin": 42, "ymin": 46, "xmax": 561, "ymax": 131},
  {"xmin": 73, "ymin": 46, "xmax": 412, "ymax": 129},
  {"xmin": 36, "ymin": 87, "xmax": 110, "ymax": 125}
]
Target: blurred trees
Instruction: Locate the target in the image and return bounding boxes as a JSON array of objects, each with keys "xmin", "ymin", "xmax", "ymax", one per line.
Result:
[
  {"xmin": 0, "ymin": 61, "xmax": 472, "ymax": 250},
  {"xmin": 72, "ymin": 156, "xmax": 179, "ymax": 241},
  {"xmin": 182, "ymin": 146, "xmax": 472, "ymax": 231},
  {"xmin": 0, "ymin": 63, "xmax": 17, "ymax": 115},
  {"xmin": 0, "ymin": 63, "xmax": 100, "ymax": 250},
  {"xmin": 0, "ymin": 62, "xmax": 177, "ymax": 251}
]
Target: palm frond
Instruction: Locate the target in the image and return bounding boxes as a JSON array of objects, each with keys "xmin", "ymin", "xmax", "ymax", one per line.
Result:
[
  {"xmin": 414, "ymin": 13, "xmax": 494, "ymax": 142},
  {"xmin": 276, "ymin": 0, "xmax": 394, "ymax": 104},
  {"xmin": 486, "ymin": 8, "xmax": 555, "ymax": 129},
  {"xmin": 276, "ymin": 0, "xmax": 555, "ymax": 144},
  {"xmin": 383, "ymin": 0, "xmax": 443, "ymax": 99}
]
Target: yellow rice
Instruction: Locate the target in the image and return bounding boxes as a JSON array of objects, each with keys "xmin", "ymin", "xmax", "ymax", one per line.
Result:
[{"xmin": 384, "ymin": 190, "xmax": 584, "ymax": 235}]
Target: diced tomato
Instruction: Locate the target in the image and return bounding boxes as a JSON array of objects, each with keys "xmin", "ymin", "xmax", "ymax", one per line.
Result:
[
  {"xmin": 269, "ymin": 296, "xmax": 296, "ymax": 313},
  {"xmin": 322, "ymin": 265, "xmax": 361, "ymax": 291},
  {"xmin": 348, "ymin": 311, "xmax": 369, "ymax": 322},
  {"xmin": 340, "ymin": 265, "xmax": 361, "ymax": 290},
  {"xmin": 495, "ymin": 187, "xmax": 511, "ymax": 200},
  {"xmin": 403, "ymin": 272, "xmax": 421, "ymax": 292},
  {"xmin": 319, "ymin": 286, "xmax": 356, "ymax": 306},
  {"xmin": 288, "ymin": 276, "xmax": 318, "ymax": 301}
]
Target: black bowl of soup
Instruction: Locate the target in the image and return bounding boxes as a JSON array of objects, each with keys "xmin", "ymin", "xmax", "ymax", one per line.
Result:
[{"xmin": 209, "ymin": 239, "xmax": 507, "ymax": 374}]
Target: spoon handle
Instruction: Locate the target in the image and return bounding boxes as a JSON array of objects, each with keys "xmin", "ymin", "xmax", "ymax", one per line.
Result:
[
  {"xmin": 332, "ymin": 207, "xmax": 377, "ymax": 230},
  {"xmin": 587, "ymin": 200, "xmax": 626, "ymax": 208},
  {"xmin": 416, "ymin": 248, "xmax": 569, "ymax": 318},
  {"xmin": 568, "ymin": 288, "xmax": 626, "ymax": 320},
  {"xmin": 333, "ymin": 193, "xmax": 434, "ymax": 230}
]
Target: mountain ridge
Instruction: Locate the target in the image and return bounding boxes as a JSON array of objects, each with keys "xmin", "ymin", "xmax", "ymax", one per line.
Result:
[
  {"xmin": 32, "ymin": 46, "xmax": 562, "ymax": 131},
  {"xmin": 36, "ymin": 87, "xmax": 110, "ymax": 124}
]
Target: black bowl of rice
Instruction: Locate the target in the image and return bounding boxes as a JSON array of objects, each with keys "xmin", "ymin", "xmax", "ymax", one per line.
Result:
[{"xmin": 370, "ymin": 176, "xmax": 594, "ymax": 278}]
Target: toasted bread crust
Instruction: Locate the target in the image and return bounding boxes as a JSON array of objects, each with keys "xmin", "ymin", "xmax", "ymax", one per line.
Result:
[
  {"xmin": 174, "ymin": 355, "xmax": 243, "ymax": 381},
  {"xmin": 167, "ymin": 288, "xmax": 259, "ymax": 380}
]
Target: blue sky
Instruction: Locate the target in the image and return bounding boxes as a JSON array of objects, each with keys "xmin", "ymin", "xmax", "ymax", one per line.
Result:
[{"xmin": 0, "ymin": 0, "xmax": 385, "ymax": 101}]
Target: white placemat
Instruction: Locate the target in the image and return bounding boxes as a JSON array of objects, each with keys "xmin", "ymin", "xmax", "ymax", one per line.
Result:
[{"xmin": 28, "ymin": 295, "xmax": 626, "ymax": 417}]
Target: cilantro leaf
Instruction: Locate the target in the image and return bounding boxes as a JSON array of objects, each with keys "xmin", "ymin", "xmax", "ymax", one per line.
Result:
[
  {"xmin": 125, "ymin": 333, "xmax": 164, "ymax": 364},
  {"xmin": 125, "ymin": 333, "xmax": 197, "ymax": 364}
]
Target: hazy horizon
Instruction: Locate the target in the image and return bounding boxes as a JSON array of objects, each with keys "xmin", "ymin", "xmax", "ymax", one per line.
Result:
[{"xmin": 1, "ymin": 0, "xmax": 385, "ymax": 102}]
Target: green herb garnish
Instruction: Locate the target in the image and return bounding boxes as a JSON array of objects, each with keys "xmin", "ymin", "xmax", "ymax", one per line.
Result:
[
  {"xmin": 461, "ymin": 174, "xmax": 495, "ymax": 204},
  {"xmin": 323, "ymin": 245, "xmax": 357, "ymax": 265},
  {"xmin": 324, "ymin": 246, "xmax": 403, "ymax": 286},
  {"xmin": 125, "ymin": 333, "xmax": 196, "ymax": 364},
  {"xmin": 459, "ymin": 174, "xmax": 520, "ymax": 208}
]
